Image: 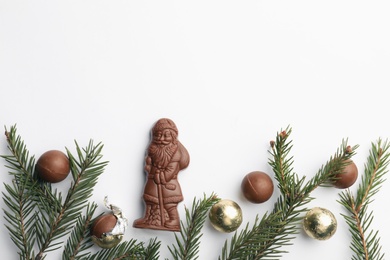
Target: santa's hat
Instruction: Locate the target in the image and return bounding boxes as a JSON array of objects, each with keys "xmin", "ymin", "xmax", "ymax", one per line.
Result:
[{"xmin": 152, "ymin": 118, "xmax": 178, "ymax": 135}]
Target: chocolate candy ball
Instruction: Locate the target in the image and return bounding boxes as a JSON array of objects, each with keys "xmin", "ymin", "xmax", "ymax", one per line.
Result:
[
  {"xmin": 333, "ymin": 159, "xmax": 358, "ymax": 189},
  {"xmin": 91, "ymin": 213, "xmax": 118, "ymax": 238},
  {"xmin": 241, "ymin": 171, "xmax": 274, "ymax": 203},
  {"xmin": 36, "ymin": 150, "xmax": 70, "ymax": 183},
  {"xmin": 91, "ymin": 213, "xmax": 123, "ymax": 249}
]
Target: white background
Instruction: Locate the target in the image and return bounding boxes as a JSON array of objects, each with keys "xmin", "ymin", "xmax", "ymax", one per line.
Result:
[{"xmin": 1, "ymin": 1, "xmax": 389, "ymax": 259}]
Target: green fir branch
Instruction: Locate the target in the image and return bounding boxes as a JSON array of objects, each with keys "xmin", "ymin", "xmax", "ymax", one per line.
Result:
[
  {"xmin": 338, "ymin": 139, "xmax": 390, "ymax": 260},
  {"xmin": 35, "ymin": 140, "xmax": 108, "ymax": 259},
  {"xmin": 62, "ymin": 202, "xmax": 98, "ymax": 260},
  {"xmin": 219, "ymin": 126, "xmax": 357, "ymax": 260},
  {"xmin": 2, "ymin": 181, "xmax": 37, "ymax": 259},
  {"xmin": 143, "ymin": 238, "xmax": 161, "ymax": 260},
  {"xmin": 268, "ymin": 127, "xmax": 295, "ymax": 198},
  {"xmin": 306, "ymin": 140, "xmax": 357, "ymax": 193},
  {"xmin": 1, "ymin": 125, "xmax": 40, "ymax": 259},
  {"xmin": 168, "ymin": 193, "xmax": 220, "ymax": 260},
  {"xmin": 1, "ymin": 125, "xmax": 111, "ymax": 260},
  {"xmin": 3, "ymin": 126, "xmax": 37, "ymax": 178},
  {"xmin": 219, "ymin": 211, "xmax": 288, "ymax": 260},
  {"xmin": 86, "ymin": 239, "xmax": 152, "ymax": 260}
]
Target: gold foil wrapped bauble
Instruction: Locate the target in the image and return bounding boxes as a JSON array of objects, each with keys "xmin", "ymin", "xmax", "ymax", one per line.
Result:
[
  {"xmin": 241, "ymin": 171, "xmax": 274, "ymax": 203},
  {"xmin": 303, "ymin": 207, "xmax": 337, "ymax": 240},
  {"xmin": 209, "ymin": 199, "xmax": 243, "ymax": 233},
  {"xmin": 35, "ymin": 150, "xmax": 70, "ymax": 183}
]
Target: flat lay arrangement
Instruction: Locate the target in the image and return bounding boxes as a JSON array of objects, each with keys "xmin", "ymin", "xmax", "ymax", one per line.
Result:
[
  {"xmin": 1, "ymin": 2, "xmax": 389, "ymax": 259},
  {"xmin": 1, "ymin": 121, "xmax": 388, "ymax": 259}
]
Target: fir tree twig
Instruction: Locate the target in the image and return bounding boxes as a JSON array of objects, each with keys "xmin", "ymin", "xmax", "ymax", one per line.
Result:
[
  {"xmin": 2, "ymin": 180, "xmax": 37, "ymax": 259},
  {"xmin": 2, "ymin": 125, "xmax": 40, "ymax": 259},
  {"xmin": 338, "ymin": 139, "xmax": 390, "ymax": 260},
  {"xmin": 219, "ymin": 126, "xmax": 358, "ymax": 259},
  {"xmin": 86, "ymin": 238, "xmax": 159, "ymax": 260},
  {"xmin": 143, "ymin": 238, "xmax": 162, "ymax": 260},
  {"xmin": 34, "ymin": 140, "xmax": 108, "ymax": 259},
  {"xmin": 62, "ymin": 202, "xmax": 98, "ymax": 260},
  {"xmin": 1, "ymin": 125, "xmax": 110, "ymax": 260},
  {"xmin": 219, "ymin": 211, "xmax": 287, "ymax": 260},
  {"xmin": 168, "ymin": 193, "xmax": 220, "ymax": 260}
]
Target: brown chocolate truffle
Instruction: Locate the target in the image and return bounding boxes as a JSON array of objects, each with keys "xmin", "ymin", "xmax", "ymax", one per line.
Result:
[
  {"xmin": 333, "ymin": 159, "xmax": 358, "ymax": 189},
  {"xmin": 91, "ymin": 213, "xmax": 118, "ymax": 238},
  {"xmin": 241, "ymin": 171, "xmax": 274, "ymax": 203},
  {"xmin": 36, "ymin": 150, "xmax": 70, "ymax": 183}
]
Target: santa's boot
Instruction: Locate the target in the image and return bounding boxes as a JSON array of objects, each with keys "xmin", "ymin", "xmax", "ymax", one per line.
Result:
[
  {"xmin": 164, "ymin": 204, "xmax": 180, "ymax": 231},
  {"xmin": 133, "ymin": 203, "xmax": 152, "ymax": 228}
]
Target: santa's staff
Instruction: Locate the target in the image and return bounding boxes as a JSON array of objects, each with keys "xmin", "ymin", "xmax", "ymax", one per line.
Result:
[{"xmin": 156, "ymin": 169, "xmax": 165, "ymax": 226}]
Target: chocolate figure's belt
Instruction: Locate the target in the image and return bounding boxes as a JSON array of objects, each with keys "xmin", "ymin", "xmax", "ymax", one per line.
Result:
[
  {"xmin": 147, "ymin": 174, "xmax": 178, "ymax": 181},
  {"xmin": 147, "ymin": 175, "xmax": 177, "ymax": 179},
  {"xmin": 147, "ymin": 175, "xmax": 177, "ymax": 190},
  {"xmin": 143, "ymin": 194, "xmax": 183, "ymax": 204}
]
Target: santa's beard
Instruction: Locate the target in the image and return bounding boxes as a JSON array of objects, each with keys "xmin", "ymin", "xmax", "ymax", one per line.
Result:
[{"xmin": 148, "ymin": 142, "xmax": 178, "ymax": 168}]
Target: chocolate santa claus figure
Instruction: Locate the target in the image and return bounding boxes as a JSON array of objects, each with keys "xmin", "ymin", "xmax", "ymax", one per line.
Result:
[{"xmin": 133, "ymin": 118, "xmax": 190, "ymax": 231}]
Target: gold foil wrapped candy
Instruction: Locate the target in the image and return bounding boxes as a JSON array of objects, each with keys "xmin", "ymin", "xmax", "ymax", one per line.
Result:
[
  {"xmin": 91, "ymin": 197, "xmax": 128, "ymax": 249},
  {"xmin": 209, "ymin": 199, "xmax": 243, "ymax": 233},
  {"xmin": 303, "ymin": 207, "xmax": 337, "ymax": 240}
]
